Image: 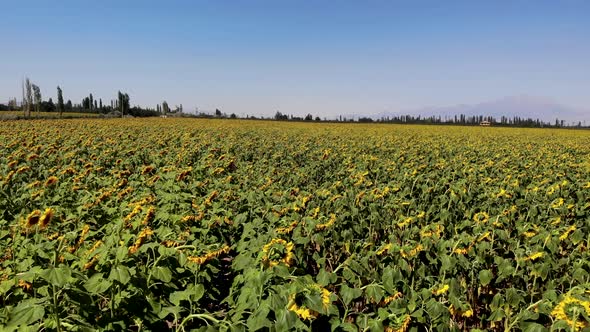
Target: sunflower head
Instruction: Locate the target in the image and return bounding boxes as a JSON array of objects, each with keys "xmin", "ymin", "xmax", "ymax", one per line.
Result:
[
  {"xmin": 39, "ymin": 208, "xmax": 54, "ymax": 228},
  {"xmin": 44, "ymin": 176, "xmax": 58, "ymax": 187},
  {"xmin": 473, "ymin": 212, "xmax": 489, "ymax": 224},
  {"xmin": 24, "ymin": 210, "xmax": 42, "ymax": 228},
  {"xmin": 287, "ymin": 284, "xmax": 331, "ymax": 321},
  {"xmin": 262, "ymin": 238, "xmax": 295, "ymax": 268},
  {"xmin": 551, "ymin": 295, "xmax": 590, "ymax": 330}
]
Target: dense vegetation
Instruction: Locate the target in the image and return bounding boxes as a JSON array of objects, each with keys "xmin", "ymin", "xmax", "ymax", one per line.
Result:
[{"xmin": 1, "ymin": 118, "xmax": 589, "ymax": 331}]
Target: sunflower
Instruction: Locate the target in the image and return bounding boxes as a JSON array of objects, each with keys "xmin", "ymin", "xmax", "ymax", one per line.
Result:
[
  {"xmin": 128, "ymin": 227, "xmax": 154, "ymax": 254},
  {"xmin": 124, "ymin": 205, "xmax": 143, "ymax": 223},
  {"xmin": 551, "ymin": 295, "xmax": 590, "ymax": 330},
  {"xmin": 187, "ymin": 245, "xmax": 231, "ymax": 265},
  {"xmin": 376, "ymin": 243, "xmax": 392, "ymax": 256},
  {"xmin": 287, "ymin": 299, "xmax": 317, "ymax": 321},
  {"xmin": 141, "ymin": 165, "xmax": 155, "ymax": 175},
  {"xmin": 319, "ymin": 286, "xmax": 331, "ymax": 308},
  {"xmin": 39, "ymin": 208, "xmax": 54, "ymax": 228},
  {"xmin": 384, "ymin": 314, "xmax": 411, "ymax": 332},
  {"xmin": 449, "ymin": 304, "xmax": 474, "ymax": 318},
  {"xmin": 560, "ymin": 225, "xmax": 576, "ymax": 241},
  {"xmin": 473, "ymin": 212, "xmax": 489, "ymax": 224},
  {"xmin": 551, "ymin": 198, "xmax": 565, "ymax": 209},
  {"xmin": 83, "ymin": 255, "xmax": 100, "ymax": 270},
  {"xmin": 276, "ymin": 221, "xmax": 298, "ymax": 234},
  {"xmin": 396, "ymin": 217, "xmax": 414, "ymax": 229},
  {"xmin": 400, "ymin": 244, "xmax": 423, "ymax": 258},
  {"xmin": 525, "ymin": 252, "xmax": 544, "ymax": 261},
  {"xmin": 24, "ymin": 210, "xmax": 42, "ymax": 228},
  {"xmin": 16, "ymin": 166, "xmax": 31, "ymax": 174},
  {"xmin": 142, "ymin": 206, "xmax": 156, "ymax": 225},
  {"xmin": 453, "ymin": 245, "xmax": 472, "ymax": 255},
  {"xmin": 421, "ymin": 224, "xmax": 444, "ymax": 238},
  {"xmin": 261, "ymin": 238, "xmax": 294, "ymax": 268},
  {"xmin": 287, "ymin": 284, "xmax": 331, "ymax": 321},
  {"xmin": 380, "ymin": 292, "xmax": 403, "ymax": 306},
  {"xmin": 522, "ymin": 231, "xmax": 537, "ymax": 238},
  {"xmin": 44, "ymin": 176, "xmax": 58, "ymax": 187},
  {"xmin": 18, "ymin": 279, "xmax": 32, "ymax": 292},
  {"xmin": 432, "ymin": 284, "xmax": 449, "ymax": 296},
  {"xmin": 315, "ymin": 214, "xmax": 336, "ymax": 230},
  {"xmin": 478, "ymin": 231, "xmax": 492, "ymax": 242}
]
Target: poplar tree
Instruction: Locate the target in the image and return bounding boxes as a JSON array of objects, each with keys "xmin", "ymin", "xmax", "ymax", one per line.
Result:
[
  {"xmin": 57, "ymin": 86, "xmax": 64, "ymax": 118},
  {"xmin": 32, "ymin": 84, "xmax": 42, "ymax": 117},
  {"xmin": 23, "ymin": 78, "xmax": 33, "ymax": 118}
]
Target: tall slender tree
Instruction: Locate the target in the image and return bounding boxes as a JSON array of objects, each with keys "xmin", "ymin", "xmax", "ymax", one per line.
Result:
[
  {"xmin": 118, "ymin": 91, "xmax": 123, "ymax": 116},
  {"xmin": 23, "ymin": 78, "xmax": 33, "ymax": 118},
  {"xmin": 57, "ymin": 86, "xmax": 64, "ymax": 118},
  {"xmin": 32, "ymin": 84, "xmax": 41, "ymax": 117},
  {"xmin": 124, "ymin": 94, "xmax": 130, "ymax": 116}
]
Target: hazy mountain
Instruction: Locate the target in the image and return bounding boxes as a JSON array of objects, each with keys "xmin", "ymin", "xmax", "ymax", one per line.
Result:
[{"xmin": 372, "ymin": 95, "xmax": 589, "ymax": 124}]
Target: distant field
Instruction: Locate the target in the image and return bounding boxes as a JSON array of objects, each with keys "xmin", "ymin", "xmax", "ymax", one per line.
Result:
[
  {"xmin": 1, "ymin": 118, "xmax": 589, "ymax": 331},
  {"xmin": 0, "ymin": 111, "xmax": 100, "ymax": 119}
]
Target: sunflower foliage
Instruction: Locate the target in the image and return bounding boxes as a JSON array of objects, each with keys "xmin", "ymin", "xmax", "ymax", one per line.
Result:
[{"xmin": 0, "ymin": 118, "xmax": 590, "ymax": 331}]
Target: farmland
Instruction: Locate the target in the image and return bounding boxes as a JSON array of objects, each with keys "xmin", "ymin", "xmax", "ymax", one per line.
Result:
[
  {"xmin": 0, "ymin": 111, "xmax": 100, "ymax": 120},
  {"xmin": 1, "ymin": 118, "xmax": 589, "ymax": 331}
]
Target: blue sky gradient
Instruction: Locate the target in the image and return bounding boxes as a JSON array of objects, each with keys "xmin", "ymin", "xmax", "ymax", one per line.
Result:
[{"xmin": 1, "ymin": 1, "xmax": 589, "ymax": 117}]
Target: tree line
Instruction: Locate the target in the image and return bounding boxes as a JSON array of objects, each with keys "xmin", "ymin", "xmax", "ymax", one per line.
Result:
[
  {"xmin": 0, "ymin": 77, "xmax": 183, "ymax": 118},
  {"xmin": 1, "ymin": 78, "xmax": 586, "ymax": 128},
  {"xmin": 269, "ymin": 112, "xmax": 586, "ymax": 128}
]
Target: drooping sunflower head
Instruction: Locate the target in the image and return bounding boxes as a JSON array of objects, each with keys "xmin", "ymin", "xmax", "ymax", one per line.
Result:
[
  {"xmin": 261, "ymin": 238, "xmax": 295, "ymax": 268},
  {"xmin": 384, "ymin": 314, "xmax": 411, "ymax": 332},
  {"xmin": 24, "ymin": 210, "xmax": 42, "ymax": 228},
  {"xmin": 551, "ymin": 295, "xmax": 590, "ymax": 330},
  {"xmin": 39, "ymin": 208, "xmax": 54, "ymax": 228},
  {"xmin": 287, "ymin": 284, "xmax": 332, "ymax": 321},
  {"xmin": 287, "ymin": 297, "xmax": 317, "ymax": 321},
  {"xmin": 473, "ymin": 212, "xmax": 489, "ymax": 224},
  {"xmin": 44, "ymin": 176, "xmax": 58, "ymax": 187}
]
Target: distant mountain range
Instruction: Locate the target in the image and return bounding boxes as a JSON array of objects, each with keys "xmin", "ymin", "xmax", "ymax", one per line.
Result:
[{"xmin": 370, "ymin": 95, "xmax": 589, "ymax": 124}]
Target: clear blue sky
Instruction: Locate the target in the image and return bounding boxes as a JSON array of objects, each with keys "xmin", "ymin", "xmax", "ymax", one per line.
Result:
[{"xmin": 1, "ymin": 1, "xmax": 589, "ymax": 117}]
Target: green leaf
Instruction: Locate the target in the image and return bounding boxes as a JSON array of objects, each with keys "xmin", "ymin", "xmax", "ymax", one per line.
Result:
[
  {"xmin": 382, "ymin": 267, "xmax": 395, "ymax": 294},
  {"xmin": 108, "ymin": 265, "xmax": 131, "ymax": 285},
  {"xmin": 190, "ymin": 283, "xmax": 205, "ymax": 302},
  {"xmin": 169, "ymin": 284, "xmax": 204, "ymax": 306},
  {"xmin": 275, "ymin": 309, "xmax": 297, "ymax": 331},
  {"xmin": 340, "ymin": 284, "xmax": 362, "ymax": 305},
  {"xmin": 152, "ymin": 266, "xmax": 172, "ymax": 283},
  {"xmin": 40, "ymin": 266, "xmax": 71, "ymax": 287},
  {"xmin": 158, "ymin": 306, "xmax": 183, "ymax": 320},
  {"xmin": 506, "ymin": 288, "xmax": 523, "ymax": 306},
  {"xmin": 169, "ymin": 290, "xmax": 191, "ymax": 306},
  {"xmin": 247, "ymin": 303, "xmax": 271, "ymax": 330},
  {"xmin": 368, "ymin": 318, "xmax": 383, "ymax": 332},
  {"xmin": 84, "ymin": 273, "xmax": 112, "ymax": 294},
  {"xmin": 479, "ymin": 269, "xmax": 493, "ymax": 286},
  {"xmin": 0, "ymin": 280, "xmax": 13, "ymax": 295},
  {"xmin": 7, "ymin": 300, "xmax": 45, "ymax": 327},
  {"xmin": 365, "ymin": 284, "xmax": 384, "ymax": 304},
  {"xmin": 317, "ymin": 269, "xmax": 336, "ymax": 287}
]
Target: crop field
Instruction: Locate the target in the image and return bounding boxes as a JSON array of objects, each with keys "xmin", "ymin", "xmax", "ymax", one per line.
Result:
[
  {"xmin": 1, "ymin": 118, "xmax": 589, "ymax": 331},
  {"xmin": 0, "ymin": 112, "xmax": 100, "ymax": 120}
]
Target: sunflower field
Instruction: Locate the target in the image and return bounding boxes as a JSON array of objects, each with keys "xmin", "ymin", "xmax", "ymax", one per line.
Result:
[{"xmin": 1, "ymin": 118, "xmax": 590, "ymax": 331}]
